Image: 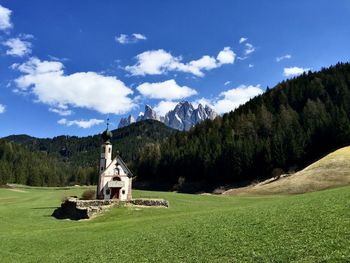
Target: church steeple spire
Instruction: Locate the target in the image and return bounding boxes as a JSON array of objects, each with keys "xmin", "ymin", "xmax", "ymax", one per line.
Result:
[{"xmin": 101, "ymin": 118, "xmax": 113, "ymax": 144}]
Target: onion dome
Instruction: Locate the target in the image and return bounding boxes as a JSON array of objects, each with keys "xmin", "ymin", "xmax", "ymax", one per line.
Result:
[{"xmin": 101, "ymin": 129, "xmax": 113, "ymax": 143}]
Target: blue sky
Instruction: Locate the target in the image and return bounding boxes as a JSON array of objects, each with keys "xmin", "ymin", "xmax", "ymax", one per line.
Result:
[{"xmin": 0, "ymin": 0, "xmax": 349, "ymax": 138}]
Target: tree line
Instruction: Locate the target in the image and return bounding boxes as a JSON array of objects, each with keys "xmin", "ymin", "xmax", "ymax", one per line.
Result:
[{"xmin": 0, "ymin": 139, "xmax": 97, "ymax": 186}]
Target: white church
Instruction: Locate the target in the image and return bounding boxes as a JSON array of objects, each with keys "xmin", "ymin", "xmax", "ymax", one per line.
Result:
[{"xmin": 96, "ymin": 128, "xmax": 133, "ymax": 201}]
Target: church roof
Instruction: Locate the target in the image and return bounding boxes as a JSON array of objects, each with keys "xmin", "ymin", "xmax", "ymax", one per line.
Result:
[{"xmin": 116, "ymin": 155, "xmax": 134, "ymax": 178}]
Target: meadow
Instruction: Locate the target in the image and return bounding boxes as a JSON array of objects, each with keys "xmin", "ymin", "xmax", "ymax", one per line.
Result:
[{"xmin": 0, "ymin": 185, "xmax": 349, "ymax": 262}]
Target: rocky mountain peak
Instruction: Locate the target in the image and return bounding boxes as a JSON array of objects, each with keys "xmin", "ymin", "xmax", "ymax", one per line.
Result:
[
  {"xmin": 118, "ymin": 114, "xmax": 136, "ymax": 128},
  {"xmin": 118, "ymin": 101, "xmax": 217, "ymax": 131}
]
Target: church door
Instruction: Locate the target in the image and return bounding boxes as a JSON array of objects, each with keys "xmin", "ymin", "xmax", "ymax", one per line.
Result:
[{"xmin": 110, "ymin": 188, "xmax": 120, "ymax": 199}]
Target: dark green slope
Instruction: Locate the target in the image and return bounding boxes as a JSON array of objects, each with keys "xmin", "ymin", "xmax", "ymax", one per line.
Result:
[
  {"xmin": 5, "ymin": 120, "xmax": 175, "ymax": 165},
  {"xmin": 2, "ymin": 120, "xmax": 176, "ymax": 186},
  {"xmin": 0, "ymin": 139, "xmax": 74, "ymax": 186}
]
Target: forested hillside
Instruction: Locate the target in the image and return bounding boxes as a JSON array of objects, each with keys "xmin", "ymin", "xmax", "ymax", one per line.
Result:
[
  {"xmin": 136, "ymin": 63, "xmax": 350, "ymax": 190},
  {"xmin": 0, "ymin": 139, "xmax": 85, "ymax": 186},
  {"xmin": 2, "ymin": 120, "xmax": 175, "ymax": 186}
]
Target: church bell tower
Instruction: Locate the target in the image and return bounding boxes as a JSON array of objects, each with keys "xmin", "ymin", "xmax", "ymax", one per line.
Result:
[{"xmin": 97, "ymin": 121, "xmax": 113, "ymax": 199}]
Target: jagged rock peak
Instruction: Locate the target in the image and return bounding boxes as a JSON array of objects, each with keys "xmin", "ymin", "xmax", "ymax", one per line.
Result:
[
  {"xmin": 128, "ymin": 115, "xmax": 135, "ymax": 124},
  {"xmin": 136, "ymin": 105, "xmax": 160, "ymax": 122},
  {"xmin": 165, "ymin": 101, "xmax": 217, "ymax": 131},
  {"xmin": 118, "ymin": 114, "xmax": 135, "ymax": 128},
  {"xmin": 119, "ymin": 101, "xmax": 217, "ymax": 131}
]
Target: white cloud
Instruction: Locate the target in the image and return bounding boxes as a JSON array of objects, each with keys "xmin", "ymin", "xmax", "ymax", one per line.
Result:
[
  {"xmin": 13, "ymin": 57, "xmax": 135, "ymax": 114},
  {"xmin": 276, "ymin": 54, "xmax": 292, "ymax": 62},
  {"xmin": 0, "ymin": 5, "xmax": 12, "ymax": 31},
  {"xmin": 58, "ymin": 118, "xmax": 104, "ymax": 129},
  {"xmin": 244, "ymin": 43, "xmax": 255, "ymax": 55},
  {"xmin": 125, "ymin": 49, "xmax": 176, "ymax": 76},
  {"xmin": 115, "ymin": 34, "xmax": 128, "ymax": 44},
  {"xmin": 192, "ymin": 97, "xmax": 214, "ymax": 109},
  {"xmin": 132, "ymin": 33, "xmax": 147, "ymax": 40},
  {"xmin": 115, "ymin": 33, "xmax": 147, "ymax": 44},
  {"xmin": 3, "ymin": 38, "xmax": 32, "ymax": 57},
  {"xmin": 153, "ymin": 101, "xmax": 178, "ymax": 116},
  {"xmin": 248, "ymin": 64, "xmax": 254, "ymax": 68},
  {"xmin": 137, "ymin": 79, "xmax": 197, "ymax": 100},
  {"xmin": 0, "ymin": 104, "xmax": 5, "ymax": 113},
  {"xmin": 283, "ymin": 66, "xmax": 309, "ymax": 77},
  {"xmin": 217, "ymin": 47, "xmax": 236, "ymax": 64},
  {"xmin": 224, "ymin": 81, "xmax": 231, "ymax": 86},
  {"xmin": 126, "ymin": 47, "xmax": 235, "ymax": 77},
  {"xmin": 239, "ymin": 37, "xmax": 248, "ymax": 44},
  {"xmin": 49, "ymin": 107, "xmax": 72, "ymax": 116},
  {"xmin": 213, "ymin": 85, "xmax": 264, "ymax": 114}
]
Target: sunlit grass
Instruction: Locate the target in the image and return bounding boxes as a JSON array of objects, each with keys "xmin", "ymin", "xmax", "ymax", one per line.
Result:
[{"xmin": 0, "ymin": 186, "xmax": 349, "ymax": 262}]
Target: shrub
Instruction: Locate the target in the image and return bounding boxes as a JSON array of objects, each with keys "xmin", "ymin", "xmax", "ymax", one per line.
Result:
[{"xmin": 81, "ymin": 189, "xmax": 96, "ymax": 200}]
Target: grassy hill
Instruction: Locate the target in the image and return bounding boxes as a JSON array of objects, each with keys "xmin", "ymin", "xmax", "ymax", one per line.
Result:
[
  {"xmin": 224, "ymin": 146, "xmax": 350, "ymax": 196},
  {"xmin": 0, "ymin": 185, "xmax": 349, "ymax": 262}
]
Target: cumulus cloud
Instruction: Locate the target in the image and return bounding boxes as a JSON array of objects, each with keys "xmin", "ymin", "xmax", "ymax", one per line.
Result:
[
  {"xmin": 3, "ymin": 37, "xmax": 32, "ymax": 57},
  {"xmin": 217, "ymin": 47, "xmax": 236, "ymax": 64},
  {"xmin": 213, "ymin": 85, "xmax": 263, "ymax": 114},
  {"xmin": 125, "ymin": 49, "xmax": 175, "ymax": 75},
  {"xmin": 137, "ymin": 79, "xmax": 197, "ymax": 100},
  {"xmin": 58, "ymin": 118, "xmax": 104, "ymax": 128},
  {"xmin": 115, "ymin": 33, "xmax": 147, "ymax": 44},
  {"xmin": 276, "ymin": 54, "xmax": 292, "ymax": 62},
  {"xmin": 49, "ymin": 107, "xmax": 72, "ymax": 116},
  {"xmin": 153, "ymin": 100, "xmax": 178, "ymax": 116},
  {"xmin": 0, "ymin": 5, "xmax": 12, "ymax": 31},
  {"xmin": 283, "ymin": 66, "xmax": 309, "ymax": 77},
  {"xmin": 239, "ymin": 37, "xmax": 248, "ymax": 44},
  {"xmin": 0, "ymin": 104, "xmax": 5, "ymax": 113},
  {"xmin": 125, "ymin": 47, "xmax": 235, "ymax": 77},
  {"xmin": 13, "ymin": 57, "xmax": 135, "ymax": 114}
]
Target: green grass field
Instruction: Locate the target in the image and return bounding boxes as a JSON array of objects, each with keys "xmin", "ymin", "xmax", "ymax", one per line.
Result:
[{"xmin": 0, "ymin": 186, "xmax": 349, "ymax": 262}]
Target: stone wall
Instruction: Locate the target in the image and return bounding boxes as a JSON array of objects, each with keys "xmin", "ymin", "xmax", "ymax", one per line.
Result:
[
  {"xmin": 52, "ymin": 197, "xmax": 168, "ymax": 220},
  {"xmin": 52, "ymin": 198, "xmax": 118, "ymax": 220},
  {"xmin": 128, "ymin": 198, "xmax": 169, "ymax": 208}
]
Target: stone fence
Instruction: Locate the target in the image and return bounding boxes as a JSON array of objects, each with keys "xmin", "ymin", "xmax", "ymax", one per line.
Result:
[{"xmin": 52, "ymin": 197, "xmax": 169, "ymax": 220}]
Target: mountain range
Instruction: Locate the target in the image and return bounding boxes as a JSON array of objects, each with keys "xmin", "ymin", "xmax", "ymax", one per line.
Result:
[{"xmin": 118, "ymin": 101, "xmax": 218, "ymax": 131}]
